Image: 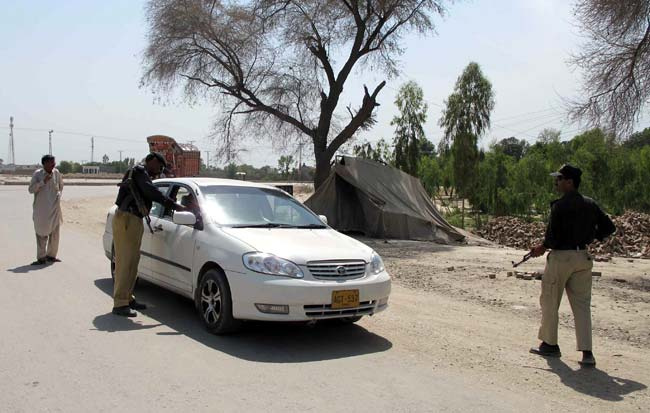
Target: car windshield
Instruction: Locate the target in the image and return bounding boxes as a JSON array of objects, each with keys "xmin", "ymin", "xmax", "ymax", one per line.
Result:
[{"xmin": 201, "ymin": 185, "xmax": 326, "ymax": 228}]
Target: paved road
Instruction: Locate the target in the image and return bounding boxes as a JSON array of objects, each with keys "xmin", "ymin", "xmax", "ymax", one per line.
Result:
[{"xmin": 1, "ymin": 186, "xmax": 543, "ymax": 412}]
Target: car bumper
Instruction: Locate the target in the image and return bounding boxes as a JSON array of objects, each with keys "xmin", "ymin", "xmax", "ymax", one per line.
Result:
[{"xmin": 227, "ymin": 270, "xmax": 391, "ymax": 321}]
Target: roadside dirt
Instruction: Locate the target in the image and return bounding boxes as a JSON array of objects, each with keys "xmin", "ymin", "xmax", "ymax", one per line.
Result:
[{"xmin": 61, "ymin": 195, "xmax": 650, "ymax": 411}]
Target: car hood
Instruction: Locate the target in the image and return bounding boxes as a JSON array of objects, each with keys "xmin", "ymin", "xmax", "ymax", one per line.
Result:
[{"xmin": 219, "ymin": 227, "xmax": 373, "ymax": 264}]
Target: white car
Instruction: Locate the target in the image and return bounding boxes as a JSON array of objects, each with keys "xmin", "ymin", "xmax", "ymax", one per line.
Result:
[{"xmin": 103, "ymin": 178, "xmax": 391, "ymax": 334}]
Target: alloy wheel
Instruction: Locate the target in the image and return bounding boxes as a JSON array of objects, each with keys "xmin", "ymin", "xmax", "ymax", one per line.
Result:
[{"xmin": 200, "ymin": 279, "xmax": 222, "ymax": 325}]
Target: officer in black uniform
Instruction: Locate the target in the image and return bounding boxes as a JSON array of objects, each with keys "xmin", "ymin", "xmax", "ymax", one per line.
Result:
[
  {"xmin": 111, "ymin": 152, "xmax": 186, "ymax": 317},
  {"xmin": 529, "ymin": 164, "xmax": 615, "ymax": 367}
]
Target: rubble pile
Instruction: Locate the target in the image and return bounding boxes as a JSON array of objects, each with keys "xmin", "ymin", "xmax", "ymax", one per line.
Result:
[
  {"xmin": 477, "ymin": 217, "xmax": 545, "ymax": 250},
  {"xmin": 591, "ymin": 211, "xmax": 650, "ymax": 259},
  {"xmin": 478, "ymin": 211, "xmax": 650, "ymax": 259}
]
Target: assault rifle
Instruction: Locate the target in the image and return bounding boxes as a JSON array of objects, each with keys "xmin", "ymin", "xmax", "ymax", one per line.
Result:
[
  {"xmin": 118, "ymin": 168, "xmax": 154, "ymax": 234},
  {"xmin": 511, "ymin": 252, "xmax": 532, "ymax": 268}
]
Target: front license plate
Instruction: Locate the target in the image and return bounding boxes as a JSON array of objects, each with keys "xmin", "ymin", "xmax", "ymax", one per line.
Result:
[{"xmin": 331, "ymin": 290, "xmax": 360, "ymax": 309}]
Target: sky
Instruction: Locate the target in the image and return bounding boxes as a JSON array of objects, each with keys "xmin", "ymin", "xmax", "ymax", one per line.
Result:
[{"xmin": 1, "ymin": 0, "xmax": 647, "ymax": 167}]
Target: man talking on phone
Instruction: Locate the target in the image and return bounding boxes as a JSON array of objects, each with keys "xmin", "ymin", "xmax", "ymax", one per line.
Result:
[{"xmin": 28, "ymin": 154, "xmax": 64, "ymax": 265}]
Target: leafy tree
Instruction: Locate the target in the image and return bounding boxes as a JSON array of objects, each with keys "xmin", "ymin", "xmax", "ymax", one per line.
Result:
[
  {"xmin": 439, "ymin": 62, "xmax": 495, "ymax": 227},
  {"xmin": 353, "ymin": 138, "xmax": 394, "ymax": 164},
  {"xmin": 392, "ymin": 81, "xmax": 428, "ymax": 176},
  {"xmin": 141, "ymin": 0, "xmax": 448, "ymax": 189},
  {"xmin": 494, "ymin": 137, "xmax": 529, "ymax": 160},
  {"xmin": 418, "ymin": 155, "xmax": 441, "ymax": 197},
  {"xmin": 102, "ymin": 154, "xmax": 109, "ymax": 164},
  {"xmin": 537, "ymin": 128, "xmax": 561, "ymax": 144},
  {"xmin": 419, "ymin": 138, "xmax": 436, "ymax": 156},
  {"xmin": 278, "ymin": 155, "xmax": 294, "ymax": 178},
  {"xmin": 569, "ymin": 0, "xmax": 650, "ymax": 134},
  {"xmin": 225, "ymin": 163, "xmax": 238, "ymax": 179},
  {"xmin": 624, "ymin": 127, "xmax": 650, "ymax": 149},
  {"xmin": 58, "ymin": 161, "xmax": 73, "ymax": 174}
]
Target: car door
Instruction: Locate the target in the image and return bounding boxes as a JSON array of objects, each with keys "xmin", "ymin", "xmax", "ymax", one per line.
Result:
[
  {"xmin": 138, "ymin": 182, "xmax": 171, "ymax": 279},
  {"xmin": 147, "ymin": 184, "xmax": 198, "ymax": 294}
]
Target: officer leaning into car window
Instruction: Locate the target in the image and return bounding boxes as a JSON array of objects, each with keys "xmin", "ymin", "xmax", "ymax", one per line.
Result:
[
  {"xmin": 528, "ymin": 164, "xmax": 616, "ymax": 367},
  {"xmin": 111, "ymin": 152, "xmax": 187, "ymax": 317}
]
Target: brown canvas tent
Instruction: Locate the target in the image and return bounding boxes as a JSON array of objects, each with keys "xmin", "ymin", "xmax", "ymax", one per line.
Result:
[{"xmin": 305, "ymin": 156, "xmax": 465, "ymax": 243}]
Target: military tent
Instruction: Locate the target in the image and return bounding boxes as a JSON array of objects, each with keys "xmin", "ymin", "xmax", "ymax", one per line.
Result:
[{"xmin": 305, "ymin": 156, "xmax": 464, "ymax": 243}]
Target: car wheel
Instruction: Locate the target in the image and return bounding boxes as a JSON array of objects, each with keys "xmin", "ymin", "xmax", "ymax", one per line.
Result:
[
  {"xmin": 196, "ymin": 269, "xmax": 240, "ymax": 334},
  {"xmin": 338, "ymin": 316, "xmax": 363, "ymax": 324}
]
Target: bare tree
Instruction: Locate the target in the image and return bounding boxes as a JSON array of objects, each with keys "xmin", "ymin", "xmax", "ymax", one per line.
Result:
[
  {"xmin": 141, "ymin": 0, "xmax": 447, "ymax": 188},
  {"xmin": 570, "ymin": 0, "xmax": 650, "ymax": 135}
]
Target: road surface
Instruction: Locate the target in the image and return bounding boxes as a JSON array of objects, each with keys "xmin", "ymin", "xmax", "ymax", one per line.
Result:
[{"xmin": 0, "ymin": 185, "xmax": 646, "ymax": 412}]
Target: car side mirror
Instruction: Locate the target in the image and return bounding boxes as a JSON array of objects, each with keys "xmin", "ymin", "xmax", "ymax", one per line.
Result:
[
  {"xmin": 173, "ymin": 211, "xmax": 197, "ymax": 226},
  {"xmin": 318, "ymin": 215, "xmax": 328, "ymax": 225}
]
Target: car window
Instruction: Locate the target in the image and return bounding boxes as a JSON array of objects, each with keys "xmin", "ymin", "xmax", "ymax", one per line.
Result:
[
  {"xmin": 201, "ymin": 185, "xmax": 324, "ymax": 227},
  {"xmin": 150, "ymin": 184, "xmax": 170, "ymax": 217},
  {"xmin": 163, "ymin": 185, "xmax": 200, "ymax": 222}
]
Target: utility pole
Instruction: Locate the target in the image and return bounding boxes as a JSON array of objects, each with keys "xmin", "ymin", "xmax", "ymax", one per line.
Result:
[
  {"xmin": 118, "ymin": 150, "xmax": 123, "ymax": 163},
  {"xmin": 8, "ymin": 116, "xmax": 15, "ymax": 165},
  {"xmin": 48, "ymin": 130, "xmax": 53, "ymax": 155},
  {"xmin": 91, "ymin": 137, "xmax": 94, "ymax": 163},
  {"xmin": 205, "ymin": 151, "xmax": 211, "ymax": 169}
]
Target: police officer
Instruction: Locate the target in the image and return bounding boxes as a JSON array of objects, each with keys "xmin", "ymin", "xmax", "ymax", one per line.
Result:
[
  {"xmin": 111, "ymin": 152, "xmax": 186, "ymax": 317},
  {"xmin": 529, "ymin": 164, "xmax": 615, "ymax": 367}
]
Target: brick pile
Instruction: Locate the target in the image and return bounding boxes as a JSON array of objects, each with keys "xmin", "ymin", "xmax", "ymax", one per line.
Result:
[{"xmin": 478, "ymin": 211, "xmax": 650, "ymax": 259}]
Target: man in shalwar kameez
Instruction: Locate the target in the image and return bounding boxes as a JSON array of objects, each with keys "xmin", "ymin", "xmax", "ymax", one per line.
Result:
[{"xmin": 28, "ymin": 154, "xmax": 63, "ymax": 265}]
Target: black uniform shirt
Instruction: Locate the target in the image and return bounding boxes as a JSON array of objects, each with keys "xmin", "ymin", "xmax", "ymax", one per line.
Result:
[
  {"xmin": 543, "ymin": 190, "xmax": 616, "ymax": 250},
  {"xmin": 114, "ymin": 165, "xmax": 175, "ymax": 217}
]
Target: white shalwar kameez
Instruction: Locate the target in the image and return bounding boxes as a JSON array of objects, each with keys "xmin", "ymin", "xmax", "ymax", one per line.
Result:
[{"xmin": 28, "ymin": 168, "xmax": 63, "ymax": 260}]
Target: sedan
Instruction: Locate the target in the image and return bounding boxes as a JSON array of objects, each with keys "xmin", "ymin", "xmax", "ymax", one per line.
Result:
[{"xmin": 103, "ymin": 178, "xmax": 391, "ymax": 334}]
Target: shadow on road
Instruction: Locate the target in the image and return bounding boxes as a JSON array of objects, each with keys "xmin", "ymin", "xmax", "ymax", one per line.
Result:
[
  {"xmin": 7, "ymin": 263, "xmax": 52, "ymax": 273},
  {"xmin": 544, "ymin": 358, "xmax": 647, "ymax": 401},
  {"xmin": 92, "ymin": 313, "xmax": 162, "ymax": 332},
  {"xmin": 93, "ymin": 278, "xmax": 392, "ymax": 363}
]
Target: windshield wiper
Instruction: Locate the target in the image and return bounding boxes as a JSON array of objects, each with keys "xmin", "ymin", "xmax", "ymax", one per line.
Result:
[
  {"xmin": 294, "ymin": 224, "xmax": 327, "ymax": 229},
  {"xmin": 230, "ymin": 223, "xmax": 292, "ymax": 228}
]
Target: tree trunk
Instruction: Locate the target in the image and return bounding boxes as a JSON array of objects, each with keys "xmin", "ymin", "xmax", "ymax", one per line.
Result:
[
  {"xmin": 314, "ymin": 150, "xmax": 332, "ymax": 190},
  {"xmin": 461, "ymin": 198, "xmax": 465, "ymax": 228}
]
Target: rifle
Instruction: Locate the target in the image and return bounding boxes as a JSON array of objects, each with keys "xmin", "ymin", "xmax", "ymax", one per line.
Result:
[
  {"xmin": 511, "ymin": 252, "xmax": 532, "ymax": 268},
  {"xmin": 118, "ymin": 168, "xmax": 154, "ymax": 234}
]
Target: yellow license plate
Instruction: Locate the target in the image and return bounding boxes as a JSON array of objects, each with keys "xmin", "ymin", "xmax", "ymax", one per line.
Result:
[{"xmin": 331, "ymin": 290, "xmax": 360, "ymax": 309}]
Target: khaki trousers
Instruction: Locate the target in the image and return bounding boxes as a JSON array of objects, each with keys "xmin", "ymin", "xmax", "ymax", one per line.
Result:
[
  {"xmin": 36, "ymin": 224, "xmax": 60, "ymax": 260},
  {"xmin": 112, "ymin": 210, "xmax": 144, "ymax": 308},
  {"xmin": 538, "ymin": 250, "xmax": 594, "ymax": 350}
]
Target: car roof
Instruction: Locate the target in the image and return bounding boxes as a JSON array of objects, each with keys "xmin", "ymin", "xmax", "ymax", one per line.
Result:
[{"xmin": 153, "ymin": 177, "xmax": 283, "ymax": 191}]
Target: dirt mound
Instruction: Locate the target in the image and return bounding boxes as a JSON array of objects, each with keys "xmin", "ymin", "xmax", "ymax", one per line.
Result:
[{"xmin": 478, "ymin": 211, "xmax": 650, "ymax": 259}]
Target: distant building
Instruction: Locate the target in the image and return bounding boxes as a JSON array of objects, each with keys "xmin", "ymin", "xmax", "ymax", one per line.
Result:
[
  {"xmin": 82, "ymin": 165, "xmax": 100, "ymax": 174},
  {"xmin": 147, "ymin": 135, "xmax": 201, "ymax": 177}
]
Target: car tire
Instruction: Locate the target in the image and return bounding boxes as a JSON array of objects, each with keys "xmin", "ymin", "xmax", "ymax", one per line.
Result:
[
  {"xmin": 196, "ymin": 269, "xmax": 240, "ymax": 334},
  {"xmin": 110, "ymin": 245, "xmax": 116, "ymax": 281}
]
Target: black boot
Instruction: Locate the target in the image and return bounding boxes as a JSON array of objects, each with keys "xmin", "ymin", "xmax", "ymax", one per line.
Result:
[
  {"xmin": 579, "ymin": 351, "xmax": 596, "ymax": 367},
  {"xmin": 530, "ymin": 342, "xmax": 562, "ymax": 357},
  {"xmin": 112, "ymin": 306, "xmax": 137, "ymax": 317},
  {"xmin": 129, "ymin": 300, "xmax": 147, "ymax": 310}
]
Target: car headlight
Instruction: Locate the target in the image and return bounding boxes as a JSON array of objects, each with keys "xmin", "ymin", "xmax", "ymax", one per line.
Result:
[
  {"xmin": 369, "ymin": 251, "xmax": 385, "ymax": 275},
  {"xmin": 242, "ymin": 252, "xmax": 304, "ymax": 279}
]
